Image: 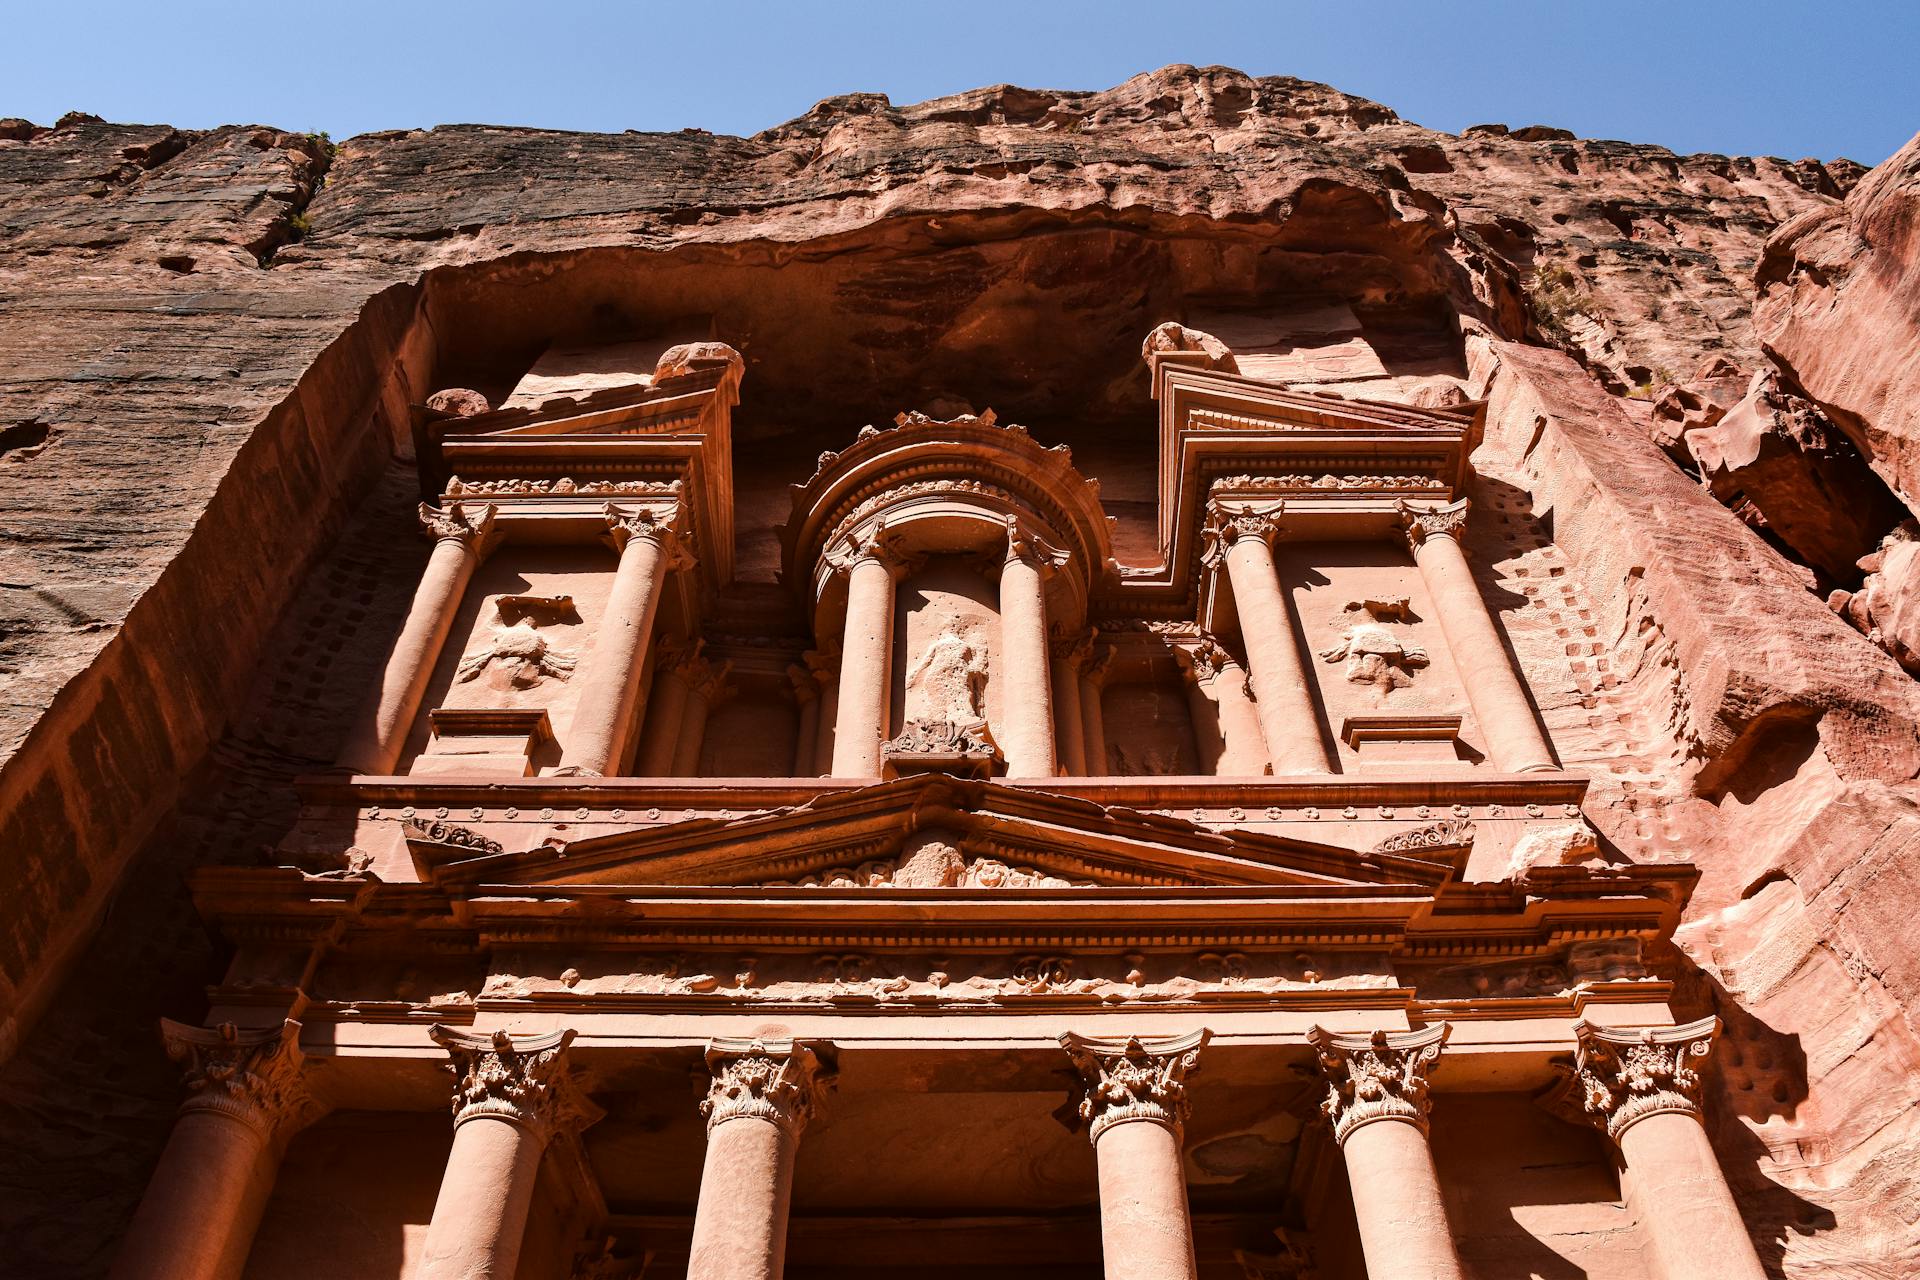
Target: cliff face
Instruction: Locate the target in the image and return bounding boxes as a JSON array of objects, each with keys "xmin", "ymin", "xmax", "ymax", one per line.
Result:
[{"xmin": 2, "ymin": 66, "xmax": 1918, "ymax": 1276}]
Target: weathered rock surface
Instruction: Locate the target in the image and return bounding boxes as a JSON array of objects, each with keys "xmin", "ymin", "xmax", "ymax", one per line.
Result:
[
  {"xmin": 0, "ymin": 64, "xmax": 1916, "ymax": 1277},
  {"xmin": 1757, "ymin": 134, "xmax": 1920, "ymax": 505}
]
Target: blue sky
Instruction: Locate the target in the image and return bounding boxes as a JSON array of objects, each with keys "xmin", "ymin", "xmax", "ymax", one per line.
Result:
[{"xmin": 4, "ymin": 1, "xmax": 1914, "ymax": 163}]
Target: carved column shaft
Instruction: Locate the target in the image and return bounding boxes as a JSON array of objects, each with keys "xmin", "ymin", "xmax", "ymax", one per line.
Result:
[
  {"xmin": 1559, "ymin": 1018, "xmax": 1765, "ymax": 1280},
  {"xmin": 1064, "ymin": 1031, "xmax": 1208, "ymax": 1280},
  {"xmin": 1207, "ymin": 508, "xmax": 1331, "ymax": 775},
  {"xmin": 1177, "ymin": 641, "xmax": 1269, "ymax": 777},
  {"xmin": 337, "ymin": 503, "xmax": 498, "ymax": 776},
  {"xmin": 421, "ymin": 1027, "xmax": 600, "ymax": 1280},
  {"xmin": 562, "ymin": 505, "xmax": 690, "ymax": 776},
  {"xmin": 635, "ymin": 645, "xmax": 694, "ymax": 776},
  {"xmin": 807, "ymin": 648, "xmax": 839, "ymax": 779},
  {"xmin": 671, "ymin": 658, "xmax": 730, "ymax": 777},
  {"xmin": 1397, "ymin": 500, "xmax": 1555, "ymax": 773},
  {"xmin": 789, "ymin": 666, "xmax": 820, "ymax": 776},
  {"xmin": 1079, "ymin": 644, "xmax": 1112, "ymax": 775},
  {"xmin": 688, "ymin": 1039, "xmax": 829, "ymax": 1280},
  {"xmin": 830, "ymin": 530, "xmax": 900, "ymax": 778},
  {"xmin": 1310, "ymin": 1025, "xmax": 1464, "ymax": 1280},
  {"xmin": 111, "ymin": 1021, "xmax": 320, "ymax": 1280},
  {"xmin": 1050, "ymin": 630, "xmax": 1092, "ymax": 777},
  {"xmin": 999, "ymin": 519, "xmax": 1064, "ymax": 778}
]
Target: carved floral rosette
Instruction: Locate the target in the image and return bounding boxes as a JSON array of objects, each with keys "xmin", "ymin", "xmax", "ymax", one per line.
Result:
[
  {"xmin": 161, "ymin": 1017, "xmax": 322, "ymax": 1142},
  {"xmin": 700, "ymin": 1037, "xmax": 831, "ymax": 1139},
  {"xmin": 1061, "ymin": 1029, "xmax": 1210, "ymax": 1142},
  {"xmin": 1309, "ymin": 1023, "xmax": 1449, "ymax": 1145},
  {"xmin": 431, "ymin": 1025, "xmax": 602, "ymax": 1144},
  {"xmin": 1552, "ymin": 1017, "xmax": 1719, "ymax": 1141}
]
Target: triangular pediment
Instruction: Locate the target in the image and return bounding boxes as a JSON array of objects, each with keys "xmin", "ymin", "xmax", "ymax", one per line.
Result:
[{"xmin": 414, "ymin": 775, "xmax": 1455, "ymax": 894}]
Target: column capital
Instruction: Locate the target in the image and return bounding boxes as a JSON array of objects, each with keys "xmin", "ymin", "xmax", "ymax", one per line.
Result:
[
  {"xmin": 824, "ymin": 520, "xmax": 912, "ymax": 577},
  {"xmin": 803, "ymin": 644, "xmax": 841, "ymax": 687},
  {"xmin": 1049, "ymin": 625, "xmax": 1096, "ymax": 668},
  {"xmin": 786, "ymin": 662, "xmax": 819, "ymax": 704},
  {"xmin": 1310, "ymin": 1024, "xmax": 1449, "ymax": 1144},
  {"xmin": 432, "ymin": 1026, "xmax": 604, "ymax": 1145},
  {"xmin": 417, "ymin": 501, "xmax": 501, "ymax": 556},
  {"xmin": 1395, "ymin": 498, "xmax": 1471, "ymax": 550},
  {"xmin": 1062, "ymin": 1029, "xmax": 1210, "ymax": 1142},
  {"xmin": 1201, "ymin": 501, "xmax": 1285, "ymax": 568},
  {"xmin": 605, "ymin": 502, "xmax": 695, "ymax": 569},
  {"xmin": 162, "ymin": 1017, "xmax": 324, "ymax": 1142},
  {"xmin": 1173, "ymin": 636, "xmax": 1238, "ymax": 686},
  {"xmin": 700, "ymin": 1037, "xmax": 832, "ymax": 1139},
  {"xmin": 1549, "ymin": 1017, "xmax": 1718, "ymax": 1141},
  {"xmin": 1004, "ymin": 513, "xmax": 1070, "ymax": 574}
]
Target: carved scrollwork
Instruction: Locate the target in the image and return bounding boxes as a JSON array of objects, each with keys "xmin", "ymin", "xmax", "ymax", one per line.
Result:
[
  {"xmin": 417, "ymin": 501, "xmax": 499, "ymax": 553},
  {"xmin": 700, "ymin": 1037, "xmax": 831, "ymax": 1138},
  {"xmin": 405, "ymin": 817, "xmax": 504, "ymax": 856},
  {"xmin": 1174, "ymin": 636, "xmax": 1238, "ymax": 684},
  {"xmin": 1370, "ymin": 819, "xmax": 1476, "ymax": 854},
  {"xmin": 1550, "ymin": 1017, "xmax": 1718, "ymax": 1140},
  {"xmin": 1309, "ymin": 1024, "xmax": 1449, "ymax": 1144},
  {"xmin": 1396, "ymin": 497, "xmax": 1472, "ymax": 549},
  {"xmin": 1061, "ymin": 1029, "xmax": 1210, "ymax": 1141},
  {"xmin": 1004, "ymin": 513, "xmax": 1070, "ymax": 573},
  {"xmin": 431, "ymin": 1025, "xmax": 602, "ymax": 1143},
  {"xmin": 161, "ymin": 1018, "xmax": 322, "ymax": 1141}
]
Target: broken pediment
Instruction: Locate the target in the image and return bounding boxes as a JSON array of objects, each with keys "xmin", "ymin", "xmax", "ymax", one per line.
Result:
[{"xmin": 409, "ymin": 774, "xmax": 1458, "ymax": 893}]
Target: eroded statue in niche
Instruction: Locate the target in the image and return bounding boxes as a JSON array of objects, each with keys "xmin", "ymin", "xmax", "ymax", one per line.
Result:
[
  {"xmin": 456, "ymin": 620, "xmax": 577, "ymax": 689},
  {"xmin": 1319, "ymin": 599, "xmax": 1428, "ymax": 697},
  {"xmin": 904, "ymin": 627, "xmax": 989, "ymax": 725}
]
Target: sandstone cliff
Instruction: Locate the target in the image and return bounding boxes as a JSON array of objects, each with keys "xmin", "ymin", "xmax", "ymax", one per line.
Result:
[{"xmin": 2, "ymin": 67, "xmax": 1918, "ymax": 1276}]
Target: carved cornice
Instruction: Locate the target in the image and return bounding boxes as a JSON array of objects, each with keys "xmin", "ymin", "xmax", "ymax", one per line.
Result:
[
  {"xmin": 1395, "ymin": 498, "xmax": 1471, "ymax": 550},
  {"xmin": 161, "ymin": 1018, "xmax": 323, "ymax": 1142},
  {"xmin": 605, "ymin": 502, "xmax": 695, "ymax": 570},
  {"xmin": 431, "ymin": 1025, "xmax": 603, "ymax": 1144},
  {"xmin": 1061, "ymin": 1029, "xmax": 1210, "ymax": 1141},
  {"xmin": 700, "ymin": 1037, "xmax": 831, "ymax": 1138},
  {"xmin": 1309, "ymin": 1024, "xmax": 1449, "ymax": 1144},
  {"xmin": 1548, "ymin": 1017, "xmax": 1718, "ymax": 1141},
  {"xmin": 417, "ymin": 501, "xmax": 500, "ymax": 556}
]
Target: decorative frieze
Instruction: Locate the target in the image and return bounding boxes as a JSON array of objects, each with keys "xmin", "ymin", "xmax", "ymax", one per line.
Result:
[
  {"xmin": 161, "ymin": 1018, "xmax": 322, "ymax": 1141},
  {"xmin": 1309, "ymin": 1024, "xmax": 1449, "ymax": 1144},
  {"xmin": 431, "ymin": 1026, "xmax": 602, "ymax": 1144},
  {"xmin": 1210, "ymin": 472, "xmax": 1448, "ymax": 493},
  {"xmin": 1061, "ymin": 1029, "xmax": 1210, "ymax": 1140},
  {"xmin": 700, "ymin": 1037, "xmax": 830, "ymax": 1138},
  {"xmin": 1370, "ymin": 819, "xmax": 1475, "ymax": 854},
  {"xmin": 445, "ymin": 476, "xmax": 681, "ymax": 497},
  {"xmin": 1553, "ymin": 1017, "xmax": 1718, "ymax": 1140}
]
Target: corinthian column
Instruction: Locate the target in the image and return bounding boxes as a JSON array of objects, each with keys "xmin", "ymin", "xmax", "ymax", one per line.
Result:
[
  {"xmin": 562, "ymin": 504, "xmax": 694, "ymax": 776},
  {"xmin": 671, "ymin": 656, "xmax": 732, "ymax": 776},
  {"xmin": 688, "ymin": 1038, "xmax": 831, "ymax": 1280},
  {"xmin": 1203, "ymin": 505, "xmax": 1330, "ymax": 775},
  {"xmin": 111, "ymin": 1020, "xmax": 323, "ymax": 1280},
  {"xmin": 1062, "ymin": 1030, "xmax": 1210, "ymax": 1280},
  {"xmin": 1556, "ymin": 1018, "xmax": 1765, "ymax": 1280},
  {"xmin": 1396, "ymin": 499, "xmax": 1556, "ymax": 773},
  {"xmin": 1309, "ymin": 1025, "xmax": 1464, "ymax": 1280},
  {"xmin": 337, "ymin": 503, "xmax": 499, "ymax": 776},
  {"xmin": 1175, "ymin": 639, "xmax": 1271, "ymax": 777},
  {"xmin": 999, "ymin": 517, "xmax": 1068, "ymax": 778},
  {"xmin": 787, "ymin": 664, "xmax": 820, "ymax": 776},
  {"xmin": 806, "ymin": 646, "xmax": 840, "ymax": 778},
  {"xmin": 421, "ymin": 1027, "xmax": 602, "ymax": 1280},
  {"xmin": 1080, "ymin": 642, "xmax": 1113, "ymax": 774},
  {"xmin": 827, "ymin": 525, "xmax": 905, "ymax": 778},
  {"xmin": 634, "ymin": 639, "xmax": 698, "ymax": 776}
]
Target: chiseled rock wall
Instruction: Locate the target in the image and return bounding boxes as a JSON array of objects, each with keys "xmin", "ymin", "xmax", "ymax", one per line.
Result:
[{"xmin": 1, "ymin": 66, "xmax": 1917, "ymax": 1275}]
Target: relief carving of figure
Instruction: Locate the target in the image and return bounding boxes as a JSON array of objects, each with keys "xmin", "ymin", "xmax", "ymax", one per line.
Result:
[
  {"xmin": 456, "ymin": 620, "xmax": 577, "ymax": 690},
  {"xmin": 1319, "ymin": 600, "xmax": 1428, "ymax": 697},
  {"xmin": 904, "ymin": 628, "xmax": 989, "ymax": 725}
]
